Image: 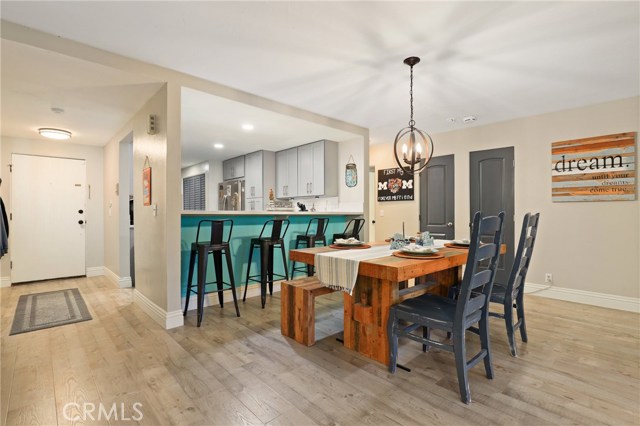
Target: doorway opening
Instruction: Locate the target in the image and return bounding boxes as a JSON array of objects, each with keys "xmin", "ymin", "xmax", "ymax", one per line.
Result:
[{"xmin": 119, "ymin": 132, "xmax": 135, "ymax": 287}]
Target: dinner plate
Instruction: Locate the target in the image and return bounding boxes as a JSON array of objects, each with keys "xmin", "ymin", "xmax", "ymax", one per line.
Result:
[
  {"xmin": 451, "ymin": 239, "xmax": 471, "ymax": 246},
  {"xmin": 400, "ymin": 246, "xmax": 439, "ymax": 255}
]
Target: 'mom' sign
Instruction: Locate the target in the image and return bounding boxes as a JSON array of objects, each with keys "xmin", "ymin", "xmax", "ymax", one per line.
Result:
[{"xmin": 552, "ymin": 132, "xmax": 636, "ymax": 202}]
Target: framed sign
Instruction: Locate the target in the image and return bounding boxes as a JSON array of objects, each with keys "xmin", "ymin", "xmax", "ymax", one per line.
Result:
[
  {"xmin": 143, "ymin": 167, "xmax": 152, "ymax": 206},
  {"xmin": 552, "ymin": 132, "xmax": 636, "ymax": 202},
  {"xmin": 377, "ymin": 168, "xmax": 414, "ymax": 202}
]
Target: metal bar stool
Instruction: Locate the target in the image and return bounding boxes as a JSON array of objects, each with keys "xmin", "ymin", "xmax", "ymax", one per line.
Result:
[
  {"xmin": 332, "ymin": 217, "xmax": 365, "ymax": 243},
  {"xmin": 290, "ymin": 217, "xmax": 329, "ymax": 278},
  {"xmin": 243, "ymin": 218, "xmax": 290, "ymax": 308},
  {"xmin": 184, "ymin": 219, "xmax": 240, "ymax": 326}
]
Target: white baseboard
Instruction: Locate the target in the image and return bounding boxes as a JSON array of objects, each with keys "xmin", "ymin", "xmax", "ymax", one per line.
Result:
[
  {"xmin": 104, "ymin": 267, "xmax": 133, "ymax": 288},
  {"xmin": 134, "ymin": 289, "xmax": 184, "ymax": 329},
  {"xmin": 86, "ymin": 266, "xmax": 105, "ymax": 277},
  {"xmin": 182, "ymin": 282, "xmax": 281, "ymax": 311},
  {"xmin": 526, "ymin": 282, "xmax": 640, "ymax": 313},
  {"xmin": 0, "ymin": 276, "xmax": 11, "ymax": 288}
]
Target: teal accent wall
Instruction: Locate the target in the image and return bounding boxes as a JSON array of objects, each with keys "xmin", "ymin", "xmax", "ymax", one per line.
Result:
[{"xmin": 180, "ymin": 214, "xmax": 351, "ymax": 297}]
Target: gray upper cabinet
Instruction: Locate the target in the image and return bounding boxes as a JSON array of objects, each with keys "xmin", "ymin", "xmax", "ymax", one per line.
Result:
[
  {"xmin": 222, "ymin": 155, "xmax": 245, "ymax": 181},
  {"xmin": 297, "ymin": 140, "xmax": 338, "ymax": 197},
  {"xmin": 275, "ymin": 148, "xmax": 298, "ymax": 198},
  {"xmin": 244, "ymin": 150, "xmax": 275, "ymax": 201}
]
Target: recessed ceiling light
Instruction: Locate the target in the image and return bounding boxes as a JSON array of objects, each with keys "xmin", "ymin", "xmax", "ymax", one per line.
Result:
[
  {"xmin": 213, "ymin": 143, "xmax": 224, "ymax": 149},
  {"xmin": 38, "ymin": 128, "xmax": 72, "ymax": 140},
  {"xmin": 242, "ymin": 123, "xmax": 254, "ymax": 131}
]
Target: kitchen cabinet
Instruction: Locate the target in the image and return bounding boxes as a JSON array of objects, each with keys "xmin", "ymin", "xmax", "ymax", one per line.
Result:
[
  {"xmin": 297, "ymin": 140, "xmax": 338, "ymax": 197},
  {"xmin": 276, "ymin": 148, "xmax": 298, "ymax": 198},
  {"xmin": 246, "ymin": 198, "xmax": 264, "ymax": 211},
  {"xmin": 223, "ymin": 155, "xmax": 245, "ymax": 181},
  {"xmin": 244, "ymin": 150, "xmax": 275, "ymax": 209}
]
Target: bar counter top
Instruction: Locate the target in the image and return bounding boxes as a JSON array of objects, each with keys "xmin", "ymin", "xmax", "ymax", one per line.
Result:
[{"xmin": 181, "ymin": 210, "xmax": 363, "ymax": 216}]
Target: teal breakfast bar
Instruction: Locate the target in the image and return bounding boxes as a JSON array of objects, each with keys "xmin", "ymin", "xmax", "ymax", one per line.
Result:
[{"xmin": 180, "ymin": 211, "xmax": 363, "ymax": 313}]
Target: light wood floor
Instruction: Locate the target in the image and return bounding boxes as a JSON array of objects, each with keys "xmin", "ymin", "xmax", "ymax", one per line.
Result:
[{"xmin": 1, "ymin": 276, "xmax": 638, "ymax": 426}]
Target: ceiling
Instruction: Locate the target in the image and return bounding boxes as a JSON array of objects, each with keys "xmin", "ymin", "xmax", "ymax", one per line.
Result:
[{"xmin": 1, "ymin": 1, "xmax": 639, "ymax": 155}]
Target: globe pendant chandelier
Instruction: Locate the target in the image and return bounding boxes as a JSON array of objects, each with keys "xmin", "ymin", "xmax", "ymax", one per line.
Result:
[{"xmin": 393, "ymin": 56, "xmax": 434, "ymax": 175}]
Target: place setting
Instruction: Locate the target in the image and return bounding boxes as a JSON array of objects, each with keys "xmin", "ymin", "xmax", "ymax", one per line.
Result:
[
  {"xmin": 445, "ymin": 239, "xmax": 471, "ymax": 249},
  {"xmin": 329, "ymin": 237, "xmax": 371, "ymax": 250},
  {"xmin": 392, "ymin": 243, "xmax": 444, "ymax": 260}
]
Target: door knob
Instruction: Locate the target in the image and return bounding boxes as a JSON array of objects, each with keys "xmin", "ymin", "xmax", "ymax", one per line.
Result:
[
  {"xmin": 78, "ymin": 209, "xmax": 84, "ymax": 214},
  {"xmin": 78, "ymin": 220, "xmax": 84, "ymax": 225},
  {"xmin": 447, "ymin": 222, "xmax": 453, "ymax": 227}
]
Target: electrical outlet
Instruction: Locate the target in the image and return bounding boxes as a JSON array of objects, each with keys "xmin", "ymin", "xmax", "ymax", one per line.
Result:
[{"xmin": 545, "ymin": 273, "xmax": 553, "ymax": 283}]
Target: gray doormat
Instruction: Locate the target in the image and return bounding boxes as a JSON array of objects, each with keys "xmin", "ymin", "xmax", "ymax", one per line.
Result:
[{"xmin": 10, "ymin": 288, "xmax": 92, "ymax": 335}]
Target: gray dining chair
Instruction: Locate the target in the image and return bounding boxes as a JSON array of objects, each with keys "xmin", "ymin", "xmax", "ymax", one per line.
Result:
[
  {"xmin": 489, "ymin": 212, "xmax": 540, "ymax": 356},
  {"xmin": 388, "ymin": 211, "xmax": 505, "ymax": 404}
]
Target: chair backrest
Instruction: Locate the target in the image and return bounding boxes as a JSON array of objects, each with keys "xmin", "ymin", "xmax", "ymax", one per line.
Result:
[
  {"xmin": 343, "ymin": 218, "xmax": 365, "ymax": 240},
  {"xmin": 196, "ymin": 219, "xmax": 233, "ymax": 245},
  {"xmin": 258, "ymin": 218, "xmax": 290, "ymax": 241},
  {"xmin": 506, "ymin": 213, "xmax": 540, "ymax": 300},
  {"xmin": 455, "ymin": 211, "xmax": 505, "ymax": 323},
  {"xmin": 306, "ymin": 217, "xmax": 329, "ymax": 238}
]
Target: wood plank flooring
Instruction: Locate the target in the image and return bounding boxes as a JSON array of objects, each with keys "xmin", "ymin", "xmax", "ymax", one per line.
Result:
[{"xmin": 1, "ymin": 276, "xmax": 638, "ymax": 426}]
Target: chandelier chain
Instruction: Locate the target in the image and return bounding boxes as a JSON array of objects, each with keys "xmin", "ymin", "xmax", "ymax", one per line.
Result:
[{"xmin": 409, "ymin": 64, "xmax": 415, "ymax": 128}]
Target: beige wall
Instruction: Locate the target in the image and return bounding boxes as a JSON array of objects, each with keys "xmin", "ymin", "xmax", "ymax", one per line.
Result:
[
  {"xmin": 0, "ymin": 137, "xmax": 104, "ymax": 279},
  {"xmin": 370, "ymin": 97, "xmax": 639, "ymax": 298}
]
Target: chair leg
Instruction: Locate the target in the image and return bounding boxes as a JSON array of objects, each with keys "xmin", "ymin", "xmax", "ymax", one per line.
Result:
[
  {"xmin": 260, "ymin": 242, "xmax": 269, "ymax": 308},
  {"xmin": 387, "ymin": 309, "xmax": 399, "ymax": 374},
  {"xmin": 479, "ymin": 314, "xmax": 494, "ymax": 379},
  {"xmin": 213, "ymin": 251, "xmax": 224, "ymax": 308},
  {"xmin": 184, "ymin": 249, "xmax": 196, "ymax": 316},
  {"xmin": 197, "ymin": 246, "xmax": 208, "ymax": 327},
  {"xmin": 280, "ymin": 243, "xmax": 290, "ymax": 280},
  {"xmin": 516, "ymin": 298, "xmax": 528, "ymax": 343},
  {"xmin": 290, "ymin": 239, "xmax": 300, "ymax": 278},
  {"xmin": 453, "ymin": 329, "xmax": 471, "ymax": 404},
  {"xmin": 422, "ymin": 327, "xmax": 431, "ymax": 352},
  {"xmin": 504, "ymin": 302, "xmax": 518, "ymax": 357},
  {"xmin": 268, "ymin": 245, "xmax": 274, "ymax": 295},
  {"xmin": 243, "ymin": 245, "xmax": 255, "ymax": 302},
  {"xmin": 225, "ymin": 248, "xmax": 240, "ymax": 317}
]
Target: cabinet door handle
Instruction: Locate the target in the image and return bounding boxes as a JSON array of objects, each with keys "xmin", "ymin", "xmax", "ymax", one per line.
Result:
[{"xmin": 310, "ymin": 182, "xmax": 313, "ymax": 193}]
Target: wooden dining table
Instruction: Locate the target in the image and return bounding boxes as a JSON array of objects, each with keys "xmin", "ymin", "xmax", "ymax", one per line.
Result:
[{"xmin": 288, "ymin": 242, "xmax": 506, "ymax": 366}]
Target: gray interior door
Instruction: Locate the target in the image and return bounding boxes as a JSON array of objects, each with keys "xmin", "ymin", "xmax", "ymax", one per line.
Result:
[
  {"xmin": 470, "ymin": 147, "xmax": 514, "ymax": 284},
  {"xmin": 420, "ymin": 155, "xmax": 455, "ymax": 239}
]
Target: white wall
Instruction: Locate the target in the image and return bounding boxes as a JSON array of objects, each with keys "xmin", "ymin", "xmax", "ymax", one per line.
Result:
[
  {"xmin": 370, "ymin": 97, "xmax": 639, "ymax": 299},
  {"xmin": 0, "ymin": 137, "xmax": 104, "ymax": 281}
]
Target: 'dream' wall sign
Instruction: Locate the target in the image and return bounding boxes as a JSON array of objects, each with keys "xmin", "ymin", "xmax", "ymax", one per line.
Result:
[
  {"xmin": 552, "ymin": 132, "xmax": 636, "ymax": 202},
  {"xmin": 377, "ymin": 168, "xmax": 414, "ymax": 202}
]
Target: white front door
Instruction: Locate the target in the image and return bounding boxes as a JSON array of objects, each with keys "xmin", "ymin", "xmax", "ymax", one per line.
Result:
[{"xmin": 11, "ymin": 154, "xmax": 86, "ymax": 283}]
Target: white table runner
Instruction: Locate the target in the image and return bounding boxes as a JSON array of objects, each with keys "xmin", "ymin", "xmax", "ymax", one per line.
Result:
[
  {"xmin": 314, "ymin": 245, "xmax": 395, "ymax": 294},
  {"xmin": 314, "ymin": 240, "xmax": 450, "ymax": 295}
]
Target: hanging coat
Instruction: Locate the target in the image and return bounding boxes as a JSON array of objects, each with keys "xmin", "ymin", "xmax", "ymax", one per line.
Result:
[{"xmin": 0, "ymin": 197, "xmax": 7, "ymax": 258}]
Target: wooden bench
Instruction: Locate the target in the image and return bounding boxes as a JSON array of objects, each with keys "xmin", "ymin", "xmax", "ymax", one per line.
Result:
[{"xmin": 280, "ymin": 276, "xmax": 337, "ymax": 346}]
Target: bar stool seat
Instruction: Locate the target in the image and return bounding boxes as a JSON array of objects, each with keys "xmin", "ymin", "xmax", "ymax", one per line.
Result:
[
  {"xmin": 184, "ymin": 219, "xmax": 240, "ymax": 326},
  {"xmin": 243, "ymin": 218, "xmax": 290, "ymax": 308},
  {"xmin": 291, "ymin": 217, "xmax": 329, "ymax": 278}
]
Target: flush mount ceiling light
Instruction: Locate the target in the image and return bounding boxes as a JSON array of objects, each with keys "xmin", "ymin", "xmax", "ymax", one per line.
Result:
[
  {"xmin": 393, "ymin": 56, "xmax": 434, "ymax": 175},
  {"xmin": 241, "ymin": 123, "xmax": 254, "ymax": 131},
  {"xmin": 213, "ymin": 143, "xmax": 224, "ymax": 149},
  {"xmin": 38, "ymin": 128, "xmax": 72, "ymax": 140}
]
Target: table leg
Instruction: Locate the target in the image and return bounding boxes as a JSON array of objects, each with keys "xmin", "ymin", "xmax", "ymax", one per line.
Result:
[{"xmin": 343, "ymin": 266, "xmax": 463, "ymax": 366}]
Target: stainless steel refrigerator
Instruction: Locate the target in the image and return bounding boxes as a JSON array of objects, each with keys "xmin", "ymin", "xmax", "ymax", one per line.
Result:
[{"xmin": 218, "ymin": 179, "xmax": 245, "ymax": 211}]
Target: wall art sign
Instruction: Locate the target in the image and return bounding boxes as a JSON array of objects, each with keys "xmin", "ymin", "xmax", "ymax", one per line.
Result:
[
  {"xmin": 377, "ymin": 167, "xmax": 414, "ymax": 202},
  {"xmin": 551, "ymin": 132, "xmax": 636, "ymax": 202},
  {"xmin": 143, "ymin": 167, "xmax": 152, "ymax": 206}
]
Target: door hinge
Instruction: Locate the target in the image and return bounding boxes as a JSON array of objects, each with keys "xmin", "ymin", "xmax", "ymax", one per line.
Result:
[
  {"xmin": 9, "ymin": 213, "xmax": 12, "ymax": 220},
  {"xmin": 10, "ymin": 261, "xmax": 12, "ymax": 269},
  {"xmin": 9, "ymin": 164, "xmax": 12, "ymax": 173}
]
